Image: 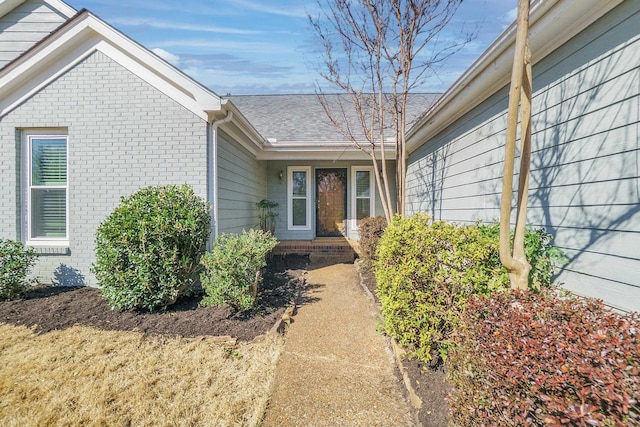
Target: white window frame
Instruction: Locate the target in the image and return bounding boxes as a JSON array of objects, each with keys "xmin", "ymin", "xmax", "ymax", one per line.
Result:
[
  {"xmin": 287, "ymin": 166, "xmax": 312, "ymax": 231},
  {"xmin": 24, "ymin": 129, "xmax": 69, "ymax": 247},
  {"xmin": 351, "ymin": 166, "xmax": 375, "ymax": 230}
]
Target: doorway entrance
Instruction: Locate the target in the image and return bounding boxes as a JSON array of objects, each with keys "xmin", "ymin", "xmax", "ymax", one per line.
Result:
[{"xmin": 315, "ymin": 168, "xmax": 347, "ymax": 237}]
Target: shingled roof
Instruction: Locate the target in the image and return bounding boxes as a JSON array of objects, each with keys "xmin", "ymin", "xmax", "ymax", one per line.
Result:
[{"xmin": 230, "ymin": 93, "xmax": 439, "ymax": 145}]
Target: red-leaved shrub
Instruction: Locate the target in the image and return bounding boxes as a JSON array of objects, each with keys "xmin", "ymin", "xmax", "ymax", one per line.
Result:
[
  {"xmin": 447, "ymin": 289, "xmax": 640, "ymax": 426},
  {"xmin": 357, "ymin": 216, "xmax": 387, "ymax": 264}
]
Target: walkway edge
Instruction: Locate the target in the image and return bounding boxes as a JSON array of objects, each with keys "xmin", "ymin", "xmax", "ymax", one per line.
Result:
[
  {"xmin": 354, "ymin": 260, "xmax": 423, "ymax": 411},
  {"xmin": 268, "ymin": 274, "xmax": 306, "ymax": 336}
]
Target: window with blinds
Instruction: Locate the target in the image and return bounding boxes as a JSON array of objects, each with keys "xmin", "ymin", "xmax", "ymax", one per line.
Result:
[
  {"xmin": 352, "ymin": 167, "xmax": 374, "ymax": 228},
  {"xmin": 28, "ymin": 134, "xmax": 68, "ymax": 242},
  {"xmin": 288, "ymin": 166, "xmax": 311, "ymax": 230}
]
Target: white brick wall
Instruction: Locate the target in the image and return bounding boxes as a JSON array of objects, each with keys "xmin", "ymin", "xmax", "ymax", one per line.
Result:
[{"xmin": 0, "ymin": 51, "xmax": 208, "ymax": 286}]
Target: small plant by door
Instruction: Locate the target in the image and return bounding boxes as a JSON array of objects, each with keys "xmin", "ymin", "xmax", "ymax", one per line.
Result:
[{"xmin": 256, "ymin": 199, "xmax": 279, "ymax": 234}]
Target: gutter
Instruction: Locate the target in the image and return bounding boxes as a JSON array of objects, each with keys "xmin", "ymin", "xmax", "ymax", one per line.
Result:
[
  {"xmin": 406, "ymin": 0, "xmax": 622, "ymax": 154},
  {"xmin": 209, "ymin": 110, "xmax": 233, "ymax": 244}
]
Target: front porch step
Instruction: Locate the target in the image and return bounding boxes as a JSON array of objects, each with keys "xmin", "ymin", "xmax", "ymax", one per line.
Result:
[
  {"xmin": 273, "ymin": 239, "xmax": 359, "ymax": 263},
  {"xmin": 309, "ymin": 251, "xmax": 355, "ymax": 265}
]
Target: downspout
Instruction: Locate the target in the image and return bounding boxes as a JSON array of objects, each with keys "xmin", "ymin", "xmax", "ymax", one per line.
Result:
[{"xmin": 209, "ymin": 110, "xmax": 233, "ymax": 246}]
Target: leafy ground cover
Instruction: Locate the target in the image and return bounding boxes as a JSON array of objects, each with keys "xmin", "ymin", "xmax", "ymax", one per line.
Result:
[{"xmin": 0, "ymin": 255, "xmax": 306, "ymax": 426}]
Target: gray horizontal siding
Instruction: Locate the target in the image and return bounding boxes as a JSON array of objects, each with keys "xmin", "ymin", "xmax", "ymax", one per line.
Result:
[
  {"xmin": 406, "ymin": 1, "xmax": 640, "ymax": 312},
  {"xmin": 216, "ymin": 130, "xmax": 267, "ymax": 234},
  {"xmin": 0, "ymin": 0, "xmax": 67, "ymax": 68}
]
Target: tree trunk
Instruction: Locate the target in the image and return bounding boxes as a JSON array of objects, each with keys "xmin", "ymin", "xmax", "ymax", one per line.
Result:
[{"xmin": 499, "ymin": 0, "xmax": 533, "ymax": 290}]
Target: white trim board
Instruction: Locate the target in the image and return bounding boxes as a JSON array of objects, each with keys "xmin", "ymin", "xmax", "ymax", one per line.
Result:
[{"xmin": 0, "ymin": 11, "xmax": 222, "ymax": 121}]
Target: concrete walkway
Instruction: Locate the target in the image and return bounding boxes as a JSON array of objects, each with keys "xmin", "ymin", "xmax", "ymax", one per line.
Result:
[{"xmin": 262, "ymin": 262, "xmax": 413, "ymax": 426}]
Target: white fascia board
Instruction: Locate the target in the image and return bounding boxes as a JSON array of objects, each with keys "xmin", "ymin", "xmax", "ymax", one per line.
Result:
[
  {"xmin": 406, "ymin": 0, "xmax": 622, "ymax": 154},
  {"xmin": 0, "ymin": 28, "xmax": 100, "ymax": 117},
  {"xmin": 0, "ymin": 12, "xmax": 221, "ymax": 120},
  {"xmin": 256, "ymin": 146, "xmax": 394, "ymax": 161},
  {"xmin": 81, "ymin": 15, "xmax": 222, "ymax": 113},
  {"xmin": 44, "ymin": 0, "xmax": 76, "ymax": 17},
  {"xmin": 96, "ymin": 40, "xmax": 213, "ymax": 121}
]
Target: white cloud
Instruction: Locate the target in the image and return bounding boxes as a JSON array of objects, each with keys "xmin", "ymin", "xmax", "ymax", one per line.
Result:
[
  {"xmin": 151, "ymin": 39, "xmax": 293, "ymax": 55},
  {"xmin": 232, "ymin": 0, "xmax": 312, "ymax": 18},
  {"xmin": 110, "ymin": 17, "xmax": 262, "ymax": 35},
  {"xmin": 503, "ymin": 7, "xmax": 518, "ymax": 26},
  {"xmin": 152, "ymin": 48, "xmax": 180, "ymax": 66}
]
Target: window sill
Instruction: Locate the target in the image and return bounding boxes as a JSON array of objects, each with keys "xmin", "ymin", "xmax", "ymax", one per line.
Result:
[{"xmin": 27, "ymin": 244, "xmax": 70, "ymax": 255}]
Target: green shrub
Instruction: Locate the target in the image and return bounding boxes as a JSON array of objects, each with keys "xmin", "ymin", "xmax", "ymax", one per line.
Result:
[
  {"xmin": 478, "ymin": 221, "xmax": 566, "ymax": 290},
  {"xmin": 0, "ymin": 239, "xmax": 37, "ymax": 300},
  {"xmin": 374, "ymin": 215, "xmax": 564, "ymax": 363},
  {"xmin": 200, "ymin": 229, "xmax": 278, "ymax": 310},
  {"xmin": 374, "ymin": 214, "xmax": 507, "ymax": 363},
  {"xmin": 448, "ymin": 290, "xmax": 640, "ymax": 426},
  {"xmin": 357, "ymin": 216, "xmax": 387, "ymax": 265},
  {"xmin": 93, "ymin": 185, "xmax": 210, "ymax": 311}
]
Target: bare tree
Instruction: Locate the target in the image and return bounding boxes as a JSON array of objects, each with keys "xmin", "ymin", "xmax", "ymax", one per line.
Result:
[
  {"xmin": 499, "ymin": 0, "xmax": 533, "ymax": 289},
  {"xmin": 309, "ymin": 0, "xmax": 471, "ymax": 222}
]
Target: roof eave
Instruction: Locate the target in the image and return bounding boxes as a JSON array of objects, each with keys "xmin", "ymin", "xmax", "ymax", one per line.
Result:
[
  {"xmin": 0, "ymin": 10, "xmax": 223, "ymax": 121},
  {"xmin": 0, "ymin": 0, "xmax": 75, "ymax": 20},
  {"xmin": 217, "ymin": 100, "xmax": 265, "ymax": 147},
  {"xmin": 256, "ymin": 144, "xmax": 395, "ymax": 161},
  {"xmin": 406, "ymin": 0, "xmax": 623, "ymax": 154}
]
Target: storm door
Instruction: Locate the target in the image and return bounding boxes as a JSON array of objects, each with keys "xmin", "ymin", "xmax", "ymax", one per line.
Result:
[{"xmin": 315, "ymin": 168, "xmax": 347, "ymax": 237}]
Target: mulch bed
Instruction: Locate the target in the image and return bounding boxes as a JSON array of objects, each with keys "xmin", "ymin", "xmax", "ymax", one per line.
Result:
[
  {"xmin": 2, "ymin": 254, "xmax": 451, "ymax": 425},
  {"xmin": 0, "ymin": 255, "xmax": 307, "ymax": 342},
  {"xmin": 358, "ymin": 260, "xmax": 451, "ymax": 427}
]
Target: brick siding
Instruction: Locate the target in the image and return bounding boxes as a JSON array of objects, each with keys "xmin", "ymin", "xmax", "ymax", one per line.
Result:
[{"xmin": 0, "ymin": 51, "xmax": 208, "ymax": 286}]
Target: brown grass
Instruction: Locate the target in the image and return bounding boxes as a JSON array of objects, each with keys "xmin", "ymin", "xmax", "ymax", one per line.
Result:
[{"xmin": 0, "ymin": 323, "xmax": 284, "ymax": 426}]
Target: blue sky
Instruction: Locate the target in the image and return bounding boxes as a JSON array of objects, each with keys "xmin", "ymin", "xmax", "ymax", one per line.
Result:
[{"xmin": 66, "ymin": 0, "xmax": 517, "ymax": 95}]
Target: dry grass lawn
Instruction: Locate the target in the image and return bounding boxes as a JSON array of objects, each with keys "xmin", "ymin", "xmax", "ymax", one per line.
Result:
[{"xmin": 0, "ymin": 323, "xmax": 284, "ymax": 426}]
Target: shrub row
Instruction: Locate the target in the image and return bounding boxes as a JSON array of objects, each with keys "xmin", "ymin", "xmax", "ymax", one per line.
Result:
[
  {"xmin": 0, "ymin": 239, "xmax": 37, "ymax": 301},
  {"xmin": 92, "ymin": 185, "xmax": 277, "ymax": 312},
  {"xmin": 373, "ymin": 214, "xmax": 563, "ymax": 363},
  {"xmin": 448, "ymin": 290, "xmax": 640, "ymax": 426}
]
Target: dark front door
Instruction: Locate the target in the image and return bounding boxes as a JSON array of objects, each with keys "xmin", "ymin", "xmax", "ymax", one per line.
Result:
[{"xmin": 316, "ymin": 168, "xmax": 347, "ymax": 237}]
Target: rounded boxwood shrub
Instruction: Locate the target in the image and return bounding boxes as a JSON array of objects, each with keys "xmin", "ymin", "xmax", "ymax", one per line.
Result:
[
  {"xmin": 200, "ymin": 229, "xmax": 278, "ymax": 311},
  {"xmin": 93, "ymin": 184, "xmax": 210, "ymax": 311},
  {"xmin": 0, "ymin": 239, "xmax": 37, "ymax": 300}
]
